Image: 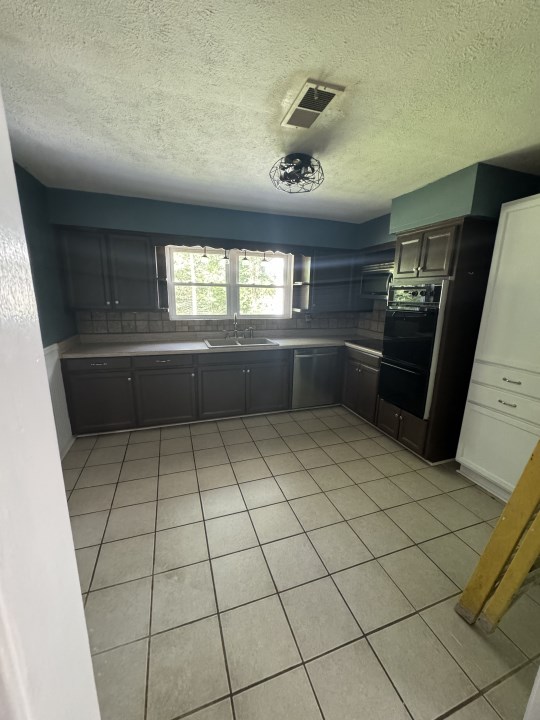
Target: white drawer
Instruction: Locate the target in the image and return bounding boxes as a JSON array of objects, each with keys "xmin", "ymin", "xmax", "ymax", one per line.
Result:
[
  {"xmin": 471, "ymin": 362, "xmax": 540, "ymax": 400},
  {"xmin": 468, "ymin": 382, "xmax": 540, "ymax": 427}
]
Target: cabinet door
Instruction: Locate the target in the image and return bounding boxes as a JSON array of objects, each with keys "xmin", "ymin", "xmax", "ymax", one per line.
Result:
[
  {"xmin": 65, "ymin": 371, "xmax": 135, "ymax": 434},
  {"xmin": 342, "ymin": 358, "xmax": 360, "ymax": 411},
  {"xmin": 310, "ymin": 283, "xmax": 351, "ymax": 313},
  {"xmin": 134, "ymin": 368, "xmax": 197, "ymax": 426},
  {"xmin": 394, "ymin": 234, "xmax": 422, "ymax": 278},
  {"xmin": 376, "ymin": 397, "xmax": 400, "ymax": 438},
  {"xmin": 418, "ymin": 225, "xmax": 456, "ymax": 277},
  {"xmin": 108, "ymin": 234, "xmax": 157, "ymax": 310},
  {"xmin": 247, "ymin": 362, "xmax": 290, "ymax": 414},
  {"xmin": 398, "ymin": 409, "xmax": 428, "ymax": 455},
  {"xmin": 198, "ymin": 366, "xmax": 246, "ymax": 419},
  {"xmin": 356, "ymin": 364, "xmax": 379, "ymax": 423},
  {"xmin": 63, "ymin": 231, "xmax": 111, "ymax": 309}
]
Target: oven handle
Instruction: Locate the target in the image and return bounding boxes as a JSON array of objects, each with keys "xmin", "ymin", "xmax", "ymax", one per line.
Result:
[
  {"xmin": 387, "ymin": 310, "xmax": 430, "ymax": 319},
  {"xmin": 381, "ymin": 360, "xmax": 424, "ymax": 376}
]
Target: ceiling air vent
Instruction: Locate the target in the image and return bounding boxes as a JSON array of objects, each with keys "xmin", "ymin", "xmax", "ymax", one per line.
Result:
[{"xmin": 281, "ymin": 80, "xmax": 345, "ymax": 129}]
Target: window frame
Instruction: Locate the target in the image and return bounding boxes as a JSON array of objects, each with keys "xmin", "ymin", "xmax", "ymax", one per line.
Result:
[{"xmin": 166, "ymin": 245, "xmax": 293, "ymax": 320}]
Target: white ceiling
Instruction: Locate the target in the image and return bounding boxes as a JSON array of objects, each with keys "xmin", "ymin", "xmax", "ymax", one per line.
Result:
[{"xmin": 1, "ymin": 0, "xmax": 539, "ymax": 223}]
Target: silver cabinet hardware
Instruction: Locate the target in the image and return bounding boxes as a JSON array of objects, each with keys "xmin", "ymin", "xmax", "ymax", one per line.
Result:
[
  {"xmin": 502, "ymin": 377, "xmax": 522, "ymax": 385},
  {"xmin": 394, "ymin": 413, "xmax": 399, "ymax": 418},
  {"xmin": 191, "ymin": 373, "xmax": 195, "ymax": 377},
  {"xmin": 246, "ymin": 369, "xmax": 250, "ymax": 373},
  {"xmin": 127, "ymin": 377, "xmax": 132, "ymax": 382},
  {"xmin": 114, "ymin": 300, "xmax": 119, "ymax": 305},
  {"xmin": 105, "ymin": 301, "xmax": 111, "ymax": 305},
  {"xmin": 498, "ymin": 399, "xmax": 517, "ymax": 408},
  {"xmin": 242, "ymin": 369, "xmax": 246, "ymax": 374},
  {"xmin": 90, "ymin": 362, "xmax": 108, "ymax": 367},
  {"xmin": 155, "ymin": 359, "xmax": 171, "ymax": 363},
  {"xmin": 399, "ymin": 416, "xmax": 403, "ymax": 420}
]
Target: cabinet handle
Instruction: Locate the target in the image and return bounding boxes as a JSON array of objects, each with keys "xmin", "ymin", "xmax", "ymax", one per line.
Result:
[
  {"xmin": 394, "ymin": 413, "xmax": 399, "ymax": 418},
  {"xmin": 246, "ymin": 369, "xmax": 250, "ymax": 373},
  {"xmin": 90, "ymin": 362, "xmax": 108, "ymax": 367},
  {"xmin": 114, "ymin": 300, "xmax": 119, "ymax": 305},
  {"xmin": 191, "ymin": 373, "xmax": 195, "ymax": 377},
  {"xmin": 105, "ymin": 301, "xmax": 111, "ymax": 306},
  {"xmin": 155, "ymin": 359, "xmax": 171, "ymax": 364},
  {"xmin": 127, "ymin": 377, "xmax": 132, "ymax": 382},
  {"xmin": 502, "ymin": 377, "xmax": 522, "ymax": 385},
  {"xmin": 399, "ymin": 416, "xmax": 403, "ymax": 420},
  {"xmin": 498, "ymin": 399, "xmax": 517, "ymax": 408},
  {"xmin": 242, "ymin": 369, "xmax": 246, "ymax": 374}
]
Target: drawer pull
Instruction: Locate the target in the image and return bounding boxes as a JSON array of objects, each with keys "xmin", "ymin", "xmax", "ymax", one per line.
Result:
[
  {"xmin": 502, "ymin": 377, "xmax": 522, "ymax": 385},
  {"xmin": 498, "ymin": 399, "xmax": 517, "ymax": 408},
  {"xmin": 90, "ymin": 362, "xmax": 108, "ymax": 367},
  {"xmin": 155, "ymin": 359, "xmax": 172, "ymax": 364}
]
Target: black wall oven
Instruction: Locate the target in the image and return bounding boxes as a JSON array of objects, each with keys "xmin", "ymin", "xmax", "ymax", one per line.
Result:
[{"xmin": 379, "ymin": 283, "xmax": 444, "ymax": 419}]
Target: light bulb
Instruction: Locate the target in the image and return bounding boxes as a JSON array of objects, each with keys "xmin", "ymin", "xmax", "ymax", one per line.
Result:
[{"xmin": 201, "ymin": 247, "xmax": 209, "ymax": 263}]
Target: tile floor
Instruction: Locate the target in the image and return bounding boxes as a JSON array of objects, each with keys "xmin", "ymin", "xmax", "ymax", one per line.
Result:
[{"xmin": 62, "ymin": 406, "xmax": 540, "ymax": 720}]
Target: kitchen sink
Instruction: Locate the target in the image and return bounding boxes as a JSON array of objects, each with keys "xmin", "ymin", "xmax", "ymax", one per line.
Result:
[{"xmin": 204, "ymin": 337, "xmax": 279, "ymax": 348}]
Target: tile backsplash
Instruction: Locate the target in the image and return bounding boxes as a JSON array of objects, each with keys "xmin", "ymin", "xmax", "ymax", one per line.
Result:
[{"xmin": 76, "ymin": 303, "xmax": 386, "ymax": 338}]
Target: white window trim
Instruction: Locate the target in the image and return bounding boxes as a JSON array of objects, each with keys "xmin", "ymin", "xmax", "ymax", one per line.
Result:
[{"xmin": 166, "ymin": 245, "xmax": 293, "ymax": 320}]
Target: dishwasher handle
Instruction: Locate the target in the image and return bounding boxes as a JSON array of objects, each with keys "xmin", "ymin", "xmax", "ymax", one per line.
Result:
[{"xmin": 294, "ymin": 351, "xmax": 339, "ymax": 358}]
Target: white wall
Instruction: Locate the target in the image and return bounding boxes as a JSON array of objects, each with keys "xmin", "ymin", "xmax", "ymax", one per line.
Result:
[
  {"xmin": 44, "ymin": 342, "xmax": 74, "ymax": 457},
  {"xmin": 0, "ymin": 88, "xmax": 100, "ymax": 720}
]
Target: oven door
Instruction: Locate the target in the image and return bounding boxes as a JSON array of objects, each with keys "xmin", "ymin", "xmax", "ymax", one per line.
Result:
[
  {"xmin": 382, "ymin": 308, "xmax": 438, "ymax": 369},
  {"xmin": 379, "ymin": 360, "xmax": 429, "ymax": 418}
]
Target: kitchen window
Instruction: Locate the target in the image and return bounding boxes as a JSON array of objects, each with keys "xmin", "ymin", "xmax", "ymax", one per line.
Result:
[{"xmin": 166, "ymin": 246, "xmax": 293, "ymax": 319}]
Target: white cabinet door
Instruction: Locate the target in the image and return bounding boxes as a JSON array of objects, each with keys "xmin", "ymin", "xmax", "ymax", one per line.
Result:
[{"xmin": 475, "ymin": 194, "xmax": 540, "ymax": 373}]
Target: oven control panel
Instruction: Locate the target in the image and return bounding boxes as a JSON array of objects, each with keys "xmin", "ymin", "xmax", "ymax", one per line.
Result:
[{"xmin": 389, "ymin": 284, "xmax": 442, "ymax": 307}]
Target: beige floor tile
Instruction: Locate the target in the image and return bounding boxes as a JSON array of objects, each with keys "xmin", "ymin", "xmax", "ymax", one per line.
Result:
[
  {"xmin": 95, "ymin": 432, "xmax": 130, "ymax": 448},
  {"xmin": 104, "ymin": 502, "xmax": 156, "ymax": 542},
  {"xmin": 151, "ymin": 561, "xmax": 216, "ymax": 633},
  {"xmin": 157, "ymin": 469, "xmax": 198, "ymax": 498},
  {"xmin": 326, "ymin": 485, "xmax": 379, "ymax": 520},
  {"xmin": 68, "ymin": 485, "xmax": 116, "ymax": 516},
  {"xmin": 373, "ymin": 435, "xmax": 403, "ymax": 452},
  {"xmin": 334, "ymin": 426, "xmax": 369, "ymax": 443},
  {"xmin": 445, "ymin": 697, "xmax": 501, "ymax": 720},
  {"xmin": 154, "ymin": 522, "xmax": 208, "ymax": 573},
  {"xmin": 322, "ymin": 415, "xmax": 352, "ymax": 429},
  {"xmin": 159, "ymin": 436, "xmax": 192, "ymax": 455},
  {"xmin": 113, "ymin": 477, "xmax": 158, "ymax": 508},
  {"xmin": 262, "ymin": 534, "xmax": 327, "ymax": 591},
  {"xmin": 93, "ymin": 638, "xmax": 148, "ymax": 720},
  {"xmin": 129, "ymin": 428, "xmax": 161, "ymax": 444},
  {"xmin": 156, "ymin": 493, "xmax": 202, "ymax": 530},
  {"xmin": 421, "ymin": 597, "xmax": 526, "ymax": 689},
  {"xmin": 349, "ymin": 511, "xmax": 413, "ymax": 557},
  {"xmin": 248, "ymin": 425, "xmax": 279, "ymax": 441},
  {"xmin": 234, "ymin": 667, "xmax": 322, "ymax": 720},
  {"xmin": 206, "ymin": 511, "xmax": 258, "ymax": 558},
  {"xmin": 290, "ymin": 493, "xmax": 343, "ymax": 531},
  {"xmin": 276, "ymin": 421, "xmax": 304, "ymax": 436},
  {"xmin": 418, "ymin": 464, "xmax": 471, "ymax": 492},
  {"xmin": 232, "ymin": 457, "xmax": 271, "ymax": 483},
  {"xmin": 63, "ymin": 467, "xmax": 81, "ymax": 491},
  {"xmin": 419, "ymin": 494, "xmax": 482, "ymax": 530},
  {"xmin": 62, "ymin": 448, "xmax": 91, "ymax": 469},
  {"xmin": 485, "ymin": 663, "xmax": 539, "ymax": 720},
  {"xmin": 225, "ymin": 441, "xmax": 260, "ymax": 462},
  {"xmin": 371, "ymin": 615, "xmax": 476, "ymax": 720},
  {"xmin": 75, "ymin": 545, "xmax": 99, "ymax": 592},
  {"xmin": 86, "ymin": 446, "xmax": 126, "ymax": 466},
  {"xmin": 250, "ymin": 502, "xmax": 303, "ymax": 544},
  {"xmin": 307, "ymin": 639, "xmax": 410, "ymax": 720},
  {"xmin": 392, "ymin": 449, "xmax": 429, "ymax": 471},
  {"xmin": 192, "ymin": 432, "xmax": 224, "ymax": 450},
  {"xmin": 294, "ymin": 448, "xmax": 334, "ymax": 469},
  {"xmin": 92, "ymin": 534, "xmax": 154, "ymax": 589},
  {"xmin": 240, "ymin": 477, "xmax": 285, "ymax": 509},
  {"xmin": 195, "ymin": 447, "xmax": 230, "ymax": 469},
  {"xmin": 348, "ymin": 438, "xmax": 388, "ymax": 457},
  {"xmin": 120, "ymin": 456, "xmax": 160, "ymax": 481},
  {"xmin": 190, "ymin": 421, "xmax": 219, "ymax": 435},
  {"xmin": 124, "ymin": 440, "xmax": 160, "ymax": 461},
  {"xmin": 85, "ymin": 577, "xmax": 151, "ymax": 653},
  {"xmin": 242, "ymin": 415, "xmax": 271, "ymax": 428},
  {"xmin": 70, "ymin": 511, "xmax": 108, "ymax": 549},
  {"xmin": 197, "ymin": 463, "xmax": 237, "ymax": 491},
  {"xmin": 157, "ymin": 451, "xmax": 195, "ymax": 476},
  {"xmin": 281, "ymin": 577, "xmax": 361, "ymax": 660},
  {"xmin": 212, "ymin": 547, "xmax": 275, "ymax": 611},
  {"xmin": 201, "ymin": 485, "xmax": 246, "ymax": 519},
  {"xmin": 449, "ymin": 487, "xmax": 505, "ymax": 521},
  {"xmin": 308, "ymin": 521, "xmax": 371, "ymax": 573},
  {"xmin": 221, "ymin": 428, "xmax": 251, "ymax": 445},
  {"xmin": 187, "ymin": 699, "xmax": 233, "ymax": 720},
  {"xmin": 221, "ymin": 595, "xmax": 301, "ymax": 691},
  {"xmin": 379, "ymin": 547, "xmax": 459, "ymax": 609},
  {"xmin": 298, "ymin": 418, "xmax": 328, "ymax": 433},
  {"xmin": 308, "ymin": 464, "xmax": 354, "ymax": 491},
  {"xmin": 160, "ymin": 424, "xmax": 191, "ymax": 439},
  {"xmin": 146, "ymin": 616, "xmax": 228, "ymax": 720},
  {"xmin": 390, "ymin": 471, "xmax": 441, "ymax": 500},
  {"xmin": 309, "ymin": 429, "xmax": 342, "ymax": 446},
  {"xmin": 255, "ymin": 438, "xmax": 291, "ymax": 457},
  {"xmin": 284, "ymin": 434, "xmax": 318, "ymax": 451},
  {"xmin": 275, "ymin": 470, "xmax": 321, "ymax": 499},
  {"xmin": 217, "ymin": 418, "xmax": 246, "ymax": 431},
  {"xmin": 338, "ymin": 458, "xmax": 384, "ymax": 483},
  {"xmin": 420, "ymin": 534, "xmax": 480, "ymax": 589},
  {"xmin": 265, "ymin": 452, "xmax": 304, "ymax": 475},
  {"xmin": 76, "ymin": 462, "xmax": 121, "ymax": 488},
  {"xmin": 322, "ymin": 443, "xmax": 362, "ymax": 463},
  {"xmin": 361, "ymin": 478, "xmax": 412, "ymax": 509},
  {"xmin": 334, "ymin": 560, "xmax": 414, "ymax": 632},
  {"xmin": 386, "ymin": 502, "xmax": 449, "ymax": 542},
  {"xmin": 456, "ymin": 522, "xmax": 494, "ymax": 554},
  {"xmin": 499, "ymin": 594, "xmax": 540, "ymax": 657},
  {"xmin": 367, "ymin": 453, "xmax": 411, "ymax": 477}
]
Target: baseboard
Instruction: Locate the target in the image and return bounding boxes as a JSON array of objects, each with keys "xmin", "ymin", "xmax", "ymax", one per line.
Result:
[
  {"xmin": 457, "ymin": 464, "xmax": 511, "ymax": 502},
  {"xmin": 43, "ymin": 341, "xmax": 74, "ymax": 457}
]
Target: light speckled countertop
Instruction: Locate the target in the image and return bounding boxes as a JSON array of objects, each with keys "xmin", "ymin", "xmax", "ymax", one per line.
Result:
[{"xmin": 62, "ymin": 335, "xmax": 382, "ymax": 359}]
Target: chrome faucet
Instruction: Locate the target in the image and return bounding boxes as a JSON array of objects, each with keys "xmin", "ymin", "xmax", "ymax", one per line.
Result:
[{"xmin": 232, "ymin": 312, "xmax": 239, "ymax": 338}]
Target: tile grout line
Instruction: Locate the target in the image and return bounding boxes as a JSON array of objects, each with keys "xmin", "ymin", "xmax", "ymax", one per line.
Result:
[{"xmin": 142, "ymin": 463, "xmax": 159, "ymax": 720}]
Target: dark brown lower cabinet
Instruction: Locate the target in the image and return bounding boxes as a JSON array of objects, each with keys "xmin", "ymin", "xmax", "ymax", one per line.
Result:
[
  {"xmin": 247, "ymin": 362, "xmax": 290, "ymax": 414},
  {"xmin": 341, "ymin": 350, "xmax": 380, "ymax": 423},
  {"xmin": 198, "ymin": 365, "xmax": 247, "ymax": 419},
  {"xmin": 342, "ymin": 358, "xmax": 361, "ymax": 411},
  {"xmin": 376, "ymin": 397, "xmax": 428, "ymax": 455},
  {"xmin": 356, "ymin": 364, "xmax": 379, "ymax": 423},
  {"xmin": 64, "ymin": 371, "xmax": 136, "ymax": 434},
  {"xmin": 134, "ymin": 368, "xmax": 197, "ymax": 426}
]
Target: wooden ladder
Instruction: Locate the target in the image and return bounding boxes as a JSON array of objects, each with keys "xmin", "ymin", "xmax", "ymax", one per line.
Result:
[{"xmin": 455, "ymin": 440, "xmax": 540, "ymax": 632}]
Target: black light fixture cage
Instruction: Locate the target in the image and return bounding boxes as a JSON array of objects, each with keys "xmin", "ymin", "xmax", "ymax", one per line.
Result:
[{"xmin": 269, "ymin": 153, "xmax": 324, "ymax": 193}]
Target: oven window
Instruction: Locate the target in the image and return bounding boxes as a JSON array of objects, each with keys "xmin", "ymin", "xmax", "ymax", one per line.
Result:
[{"xmin": 383, "ymin": 310, "xmax": 438, "ymax": 369}]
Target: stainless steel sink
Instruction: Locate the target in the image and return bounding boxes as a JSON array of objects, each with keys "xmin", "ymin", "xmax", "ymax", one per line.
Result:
[{"xmin": 204, "ymin": 337, "xmax": 279, "ymax": 348}]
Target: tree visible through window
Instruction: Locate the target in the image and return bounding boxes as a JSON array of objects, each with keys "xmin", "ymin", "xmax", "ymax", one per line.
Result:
[{"xmin": 167, "ymin": 246, "xmax": 293, "ymax": 319}]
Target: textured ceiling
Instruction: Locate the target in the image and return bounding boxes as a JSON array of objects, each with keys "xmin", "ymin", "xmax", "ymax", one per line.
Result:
[{"xmin": 1, "ymin": 0, "xmax": 539, "ymax": 223}]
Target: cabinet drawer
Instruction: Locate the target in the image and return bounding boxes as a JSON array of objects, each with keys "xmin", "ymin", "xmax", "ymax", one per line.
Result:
[
  {"xmin": 467, "ymin": 382, "xmax": 540, "ymax": 426},
  {"xmin": 346, "ymin": 347, "xmax": 380, "ymax": 369},
  {"xmin": 63, "ymin": 356, "xmax": 131, "ymax": 372},
  {"xmin": 132, "ymin": 354, "xmax": 193, "ymax": 369},
  {"xmin": 471, "ymin": 363, "xmax": 540, "ymax": 401},
  {"xmin": 198, "ymin": 349, "xmax": 290, "ymax": 365}
]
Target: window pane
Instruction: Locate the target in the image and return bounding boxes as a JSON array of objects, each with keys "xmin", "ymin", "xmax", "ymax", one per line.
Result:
[
  {"xmin": 239, "ymin": 287, "xmax": 284, "ymax": 315},
  {"xmin": 175, "ymin": 285, "xmax": 227, "ymax": 316},
  {"xmin": 172, "ymin": 250, "xmax": 226, "ymax": 284},
  {"xmin": 238, "ymin": 255, "xmax": 285, "ymax": 285}
]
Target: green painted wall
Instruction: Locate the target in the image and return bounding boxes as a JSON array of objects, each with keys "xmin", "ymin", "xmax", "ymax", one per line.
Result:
[
  {"xmin": 15, "ymin": 165, "xmax": 76, "ymax": 346},
  {"xmin": 472, "ymin": 164, "xmax": 540, "ymax": 217}
]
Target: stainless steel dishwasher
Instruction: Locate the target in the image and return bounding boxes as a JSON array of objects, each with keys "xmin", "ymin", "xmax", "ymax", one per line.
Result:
[{"xmin": 292, "ymin": 347, "xmax": 340, "ymax": 408}]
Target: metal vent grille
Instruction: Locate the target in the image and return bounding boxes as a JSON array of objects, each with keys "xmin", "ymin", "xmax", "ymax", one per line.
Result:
[
  {"xmin": 298, "ymin": 87, "xmax": 336, "ymax": 113},
  {"xmin": 286, "ymin": 108, "xmax": 320, "ymax": 129}
]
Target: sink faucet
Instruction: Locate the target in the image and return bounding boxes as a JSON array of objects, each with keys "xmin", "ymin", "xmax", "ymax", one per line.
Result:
[{"xmin": 232, "ymin": 312, "xmax": 239, "ymax": 338}]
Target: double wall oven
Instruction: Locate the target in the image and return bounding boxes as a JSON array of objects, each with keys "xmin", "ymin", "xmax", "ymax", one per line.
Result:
[{"xmin": 379, "ymin": 282, "xmax": 447, "ymax": 419}]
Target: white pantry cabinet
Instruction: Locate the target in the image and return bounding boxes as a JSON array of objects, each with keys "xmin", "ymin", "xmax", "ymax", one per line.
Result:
[{"xmin": 457, "ymin": 193, "xmax": 540, "ymax": 500}]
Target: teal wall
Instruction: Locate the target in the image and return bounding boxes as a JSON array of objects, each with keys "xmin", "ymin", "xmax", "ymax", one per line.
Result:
[
  {"xmin": 47, "ymin": 187, "xmax": 392, "ymax": 251},
  {"xmin": 15, "ymin": 166, "xmax": 76, "ymax": 346},
  {"xmin": 472, "ymin": 164, "xmax": 540, "ymax": 217}
]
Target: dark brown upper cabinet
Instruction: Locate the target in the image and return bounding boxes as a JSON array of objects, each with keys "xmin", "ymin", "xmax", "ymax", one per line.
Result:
[
  {"xmin": 394, "ymin": 224, "xmax": 456, "ymax": 279},
  {"xmin": 62, "ymin": 228, "xmax": 159, "ymax": 310}
]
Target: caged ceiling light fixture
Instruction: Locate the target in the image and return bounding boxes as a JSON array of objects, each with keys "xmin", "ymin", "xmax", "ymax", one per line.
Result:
[{"xmin": 269, "ymin": 153, "xmax": 324, "ymax": 193}]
